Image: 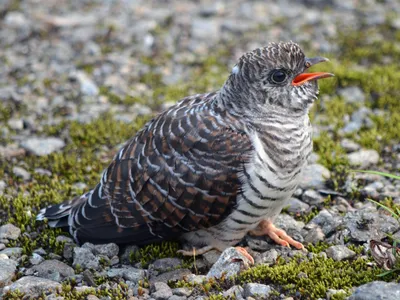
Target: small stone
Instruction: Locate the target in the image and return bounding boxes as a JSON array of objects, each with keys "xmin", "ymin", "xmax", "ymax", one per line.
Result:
[
  {"xmin": 202, "ymin": 250, "xmax": 222, "ymax": 267},
  {"xmin": 246, "ymin": 237, "xmax": 270, "ymax": 252},
  {"xmin": 31, "ymin": 259, "xmax": 75, "ymax": 282},
  {"xmin": 186, "ymin": 274, "xmax": 206, "ymax": 284},
  {"xmin": 93, "ymin": 243, "xmax": 119, "ymax": 258},
  {"xmin": 0, "ymin": 247, "xmax": 23, "ymax": 260},
  {"xmin": 338, "ymin": 86, "xmax": 365, "ymax": 104},
  {"xmin": 152, "ymin": 257, "xmax": 182, "ymax": 272},
  {"xmin": 343, "ymin": 209, "xmax": 400, "ymax": 242},
  {"xmin": 86, "ymin": 295, "xmax": 100, "ymax": 300},
  {"xmin": 0, "ymin": 224, "xmax": 21, "ymax": 240},
  {"xmin": 4, "ymin": 12, "xmax": 30, "ymax": 28},
  {"xmin": 63, "ymin": 243, "xmax": 75, "ymax": 260},
  {"xmin": 168, "ymin": 296, "xmax": 187, "ymax": 300},
  {"xmin": 21, "ymin": 137, "xmax": 66, "ymax": 156},
  {"xmin": 7, "ymin": 118, "xmax": 24, "ymax": 130},
  {"xmin": 56, "ymin": 235, "xmax": 74, "ymax": 244},
  {"xmin": 172, "ymin": 287, "xmax": 193, "ymax": 297},
  {"xmin": 310, "ymin": 210, "xmax": 342, "ymax": 236},
  {"xmin": 206, "ymin": 247, "xmax": 253, "ymax": 279},
  {"xmin": 0, "ymin": 259, "xmax": 17, "ymax": 288},
  {"xmin": 223, "ymin": 285, "xmax": 244, "ymax": 299},
  {"xmin": 12, "ymin": 166, "xmax": 31, "ymax": 181},
  {"xmin": 299, "ymin": 164, "xmax": 330, "ymax": 190},
  {"xmin": 2, "ymin": 276, "xmax": 61, "ymax": 298},
  {"xmin": 73, "ymin": 247, "xmax": 100, "ymax": 270},
  {"xmin": 302, "ymin": 190, "xmax": 325, "ymax": 205},
  {"xmin": 107, "ymin": 266, "xmax": 146, "ymax": 283},
  {"xmin": 151, "ymin": 268, "xmax": 192, "ymax": 284},
  {"xmin": 255, "ymin": 249, "xmax": 279, "ymax": 265},
  {"xmin": 0, "ymin": 244, "xmax": 5, "ymax": 251},
  {"xmin": 303, "ymin": 224, "xmax": 326, "ymax": 244},
  {"xmin": 34, "ymin": 168, "xmax": 52, "ymax": 176},
  {"xmin": 151, "ymin": 282, "xmax": 173, "ymax": 300},
  {"xmin": 72, "ymin": 71, "xmax": 99, "ymax": 96},
  {"xmin": 243, "ymin": 283, "xmax": 274, "ymax": 299},
  {"xmin": 340, "ymin": 139, "xmax": 361, "ymax": 153},
  {"xmin": 326, "ymin": 245, "xmax": 356, "ymax": 261},
  {"xmin": 82, "ymin": 269, "xmax": 96, "ymax": 287},
  {"xmin": 29, "ymin": 253, "xmax": 45, "ymax": 265},
  {"xmin": 348, "ymin": 149, "xmax": 380, "ymax": 168},
  {"xmin": 286, "ymin": 197, "xmax": 310, "ymax": 213},
  {"xmin": 349, "ymin": 281, "xmax": 400, "ymax": 300},
  {"xmin": 0, "ymin": 180, "xmax": 6, "ymax": 194}
]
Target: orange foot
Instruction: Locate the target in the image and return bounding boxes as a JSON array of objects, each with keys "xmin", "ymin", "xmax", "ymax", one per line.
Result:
[
  {"xmin": 235, "ymin": 246, "xmax": 255, "ymax": 265},
  {"xmin": 249, "ymin": 220, "xmax": 304, "ymax": 250}
]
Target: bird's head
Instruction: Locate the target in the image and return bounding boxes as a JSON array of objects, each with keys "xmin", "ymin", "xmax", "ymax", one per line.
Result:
[{"xmin": 223, "ymin": 42, "xmax": 333, "ymax": 114}]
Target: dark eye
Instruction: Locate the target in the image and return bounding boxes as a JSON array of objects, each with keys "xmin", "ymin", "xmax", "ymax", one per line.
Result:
[{"xmin": 270, "ymin": 70, "xmax": 287, "ymax": 84}]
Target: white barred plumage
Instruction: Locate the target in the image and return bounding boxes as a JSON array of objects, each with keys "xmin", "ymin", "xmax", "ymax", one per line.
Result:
[{"xmin": 37, "ymin": 42, "xmax": 333, "ymax": 259}]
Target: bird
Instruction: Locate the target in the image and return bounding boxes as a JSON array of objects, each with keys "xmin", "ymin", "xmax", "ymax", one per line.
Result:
[{"xmin": 37, "ymin": 41, "xmax": 333, "ymax": 263}]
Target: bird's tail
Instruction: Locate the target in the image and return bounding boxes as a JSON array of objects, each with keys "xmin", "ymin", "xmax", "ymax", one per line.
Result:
[{"xmin": 36, "ymin": 193, "xmax": 89, "ymax": 228}]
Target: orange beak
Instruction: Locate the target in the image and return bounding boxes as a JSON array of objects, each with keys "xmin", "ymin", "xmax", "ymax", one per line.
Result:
[
  {"xmin": 292, "ymin": 56, "xmax": 334, "ymax": 86},
  {"xmin": 292, "ymin": 72, "xmax": 334, "ymax": 86}
]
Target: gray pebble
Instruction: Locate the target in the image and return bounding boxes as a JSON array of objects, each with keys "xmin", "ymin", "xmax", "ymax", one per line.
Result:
[
  {"xmin": 223, "ymin": 285, "xmax": 244, "ymax": 299},
  {"xmin": 338, "ymin": 86, "xmax": 365, "ymax": 104},
  {"xmin": 302, "ymin": 190, "xmax": 325, "ymax": 205},
  {"xmin": 207, "ymin": 247, "xmax": 253, "ymax": 279},
  {"xmin": 0, "ymin": 259, "xmax": 17, "ymax": 288},
  {"xmin": 286, "ymin": 197, "xmax": 310, "ymax": 213},
  {"xmin": 0, "ymin": 224, "xmax": 21, "ymax": 240},
  {"xmin": 255, "ymin": 249, "xmax": 279, "ymax": 265},
  {"xmin": 2, "ymin": 276, "xmax": 61, "ymax": 298},
  {"xmin": 349, "ymin": 281, "xmax": 400, "ymax": 300},
  {"xmin": 92, "ymin": 243, "xmax": 119, "ymax": 258},
  {"xmin": 340, "ymin": 138, "xmax": 361, "ymax": 153},
  {"xmin": 310, "ymin": 209, "xmax": 343, "ymax": 236},
  {"xmin": 151, "ymin": 281, "xmax": 173, "ymax": 300},
  {"xmin": 348, "ymin": 149, "xmax": 380, "ymax": 168},
  {"xmin": 151, "ymin": 257, "xmax": 183, "ymax": 273},
  {"xmin": 12, "ymin": 166, "xmax": 31, "ymax": 181},
  {"xmin": 30, "ymin": 259, "xmax": 75, "ymax": 282},
  {"xmin": 73, "ymin": 247, "xmax": 100, "ymax": 270},
  {"xmin": 29, "ymin": 253, "xmax": 45, "ymax": 265},
  {"xmin": 0, "ymin": 247, "xmax": 23, "ymax": 260},
  {"xmin": 107, "ymin": 266, "xmax": 146, "ymax": 283},
  {"xmin": 299, "ymin": 164, "xmax": 331, "ymax": 190},
  {"xmin": 326, "ymin": 245, "xmax": 356, "ymax": 261},
  {"xmin": 21, "ymin": 137, "xmax": 66, "ymax": 156},
  {"xmin": 243, "ymin": 283, "xmax": 274, "ymax": 299},
  {"xmin": 172, "ymin": 287, "xmax": 193, "ymax": 297}
]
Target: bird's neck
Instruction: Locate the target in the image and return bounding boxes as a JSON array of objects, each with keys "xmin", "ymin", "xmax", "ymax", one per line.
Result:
[{"xmin": 215, "ymin": 85, "xmax": 310, "ymax": 125}]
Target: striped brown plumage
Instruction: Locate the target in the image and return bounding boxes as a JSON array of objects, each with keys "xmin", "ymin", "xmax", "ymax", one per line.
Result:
[{"xmin": 38, "ymin": 42, "xmax": 333, "ymax": 253}]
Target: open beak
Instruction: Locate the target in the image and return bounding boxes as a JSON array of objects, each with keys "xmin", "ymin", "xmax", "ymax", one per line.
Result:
[{"xmin": 292, "ymin": 57, "xmax": 334, "ymax": 86}]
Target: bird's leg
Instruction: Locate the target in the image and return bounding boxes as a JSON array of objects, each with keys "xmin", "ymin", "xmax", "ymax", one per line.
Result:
[
  {"xmin": 249, "ymin": 220, "xmax": 304, "ymax": 250},
  {"xmin": 177, "ymin": 245, "xmax": 255, "ymax": 265},
  {"xmin": 177, "ymin": 245, "xmax": 215, "ymax": 256}
]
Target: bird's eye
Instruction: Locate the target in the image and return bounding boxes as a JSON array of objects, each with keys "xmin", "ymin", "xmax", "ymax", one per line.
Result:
[{"xmin": 270, "ymin": 70, "xmax": 287, "ymax": 84}]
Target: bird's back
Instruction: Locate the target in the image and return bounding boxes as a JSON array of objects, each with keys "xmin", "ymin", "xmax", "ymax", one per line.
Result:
[{"xmin": 38, "ymin": 92, "xmax": 253, "ymax": 245}]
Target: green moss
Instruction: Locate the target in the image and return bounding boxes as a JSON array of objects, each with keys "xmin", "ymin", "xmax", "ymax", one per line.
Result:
[
  {"xmin": 236, "ymin": 255, "xmax": 386, "ymax": 299},
  {"xmin": 0, "ymin": 113, "xmax": 149, "ymax": 255},
  {"xmin": 306, "ymin": 241, "xmax": 331, "ymax": 253},
  {"xmin": 130, "ymin": 241, "xmax": 182, "ymax": 267}
]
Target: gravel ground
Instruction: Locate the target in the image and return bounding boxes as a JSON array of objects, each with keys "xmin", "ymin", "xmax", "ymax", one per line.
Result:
[{"xmin": 0, "ymin": 0, "xmax": 400, "ymax": 299}]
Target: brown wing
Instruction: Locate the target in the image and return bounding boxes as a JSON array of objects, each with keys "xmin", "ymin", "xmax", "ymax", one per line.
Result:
[{"xmin": 55, "ymin": 93, "xmax": 252, "ymax": 244}]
